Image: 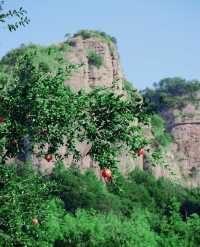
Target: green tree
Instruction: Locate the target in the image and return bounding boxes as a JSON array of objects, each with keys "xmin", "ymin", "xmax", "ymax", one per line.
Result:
[
  {"xmin": 0, "ymin": 162, "xmax": 65, "ymax": 246},
  {"xmin": 142, "ymin": 77, "xmax": 200, "ymax": 112},
  {"xmin": 0, "ymin": 51, "xmax": 149, "ymax": 175}
]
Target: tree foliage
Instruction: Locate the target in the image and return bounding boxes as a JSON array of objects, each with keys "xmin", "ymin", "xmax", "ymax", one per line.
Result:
[
  {"xmin": 142, "ymin": 77, "xmax": 200, "ymax": 112},
  {"xmin": 0, "ymin": 1, "xmax": 29, "ymax": 31},
  {"xmin": 87, "ymin": 50, "xmax": 103, "ymax": 68},
  {"xmin": 0, "ymin": 50, "xmax": 149, "ymax": 174},
  {"xmin": 151, "ymin": 114, "xmax": 173, "ymax": 148}
]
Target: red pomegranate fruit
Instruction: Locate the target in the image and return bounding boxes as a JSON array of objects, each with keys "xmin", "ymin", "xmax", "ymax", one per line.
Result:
[
  {"xmin": 45, "ymin": 154, "xmax": 52, "ymax": 162},
  {"xmin": 138, "ymin": 148, "xmax": 145, "ymax": 156},
  {"xmin": 0, "ymin": 116, "xmax": 4, "ymax": 123},
  {"xmin": 101, "ymin": 168, "xmax": 112, "ymax": 179}
]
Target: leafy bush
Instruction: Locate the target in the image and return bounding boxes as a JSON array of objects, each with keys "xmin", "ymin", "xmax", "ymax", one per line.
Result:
[
  {"xmin": 57, "ymin": 209, "xmax": 158, "ymax": 247},
  {"xmin": 74, "ymin": 29, "xmax": 117, "ymax": 44},
  {"xmin": 50, "ymin": 163, "xmax": 121, "ymax": 214},
  {"xmin": 151, "ymin": 114, "xmax": 173, "ymax": 148},
  {"xmin": 87, "ymin": 50, "xmax": 103, "ymax": 68},
  {"xmin": 0, "ymin": 43, "xmax": 70, "ymax": 77},
  {"xmin": 123, "ymin": 80, "xmax": 138, "ymax": 94}
]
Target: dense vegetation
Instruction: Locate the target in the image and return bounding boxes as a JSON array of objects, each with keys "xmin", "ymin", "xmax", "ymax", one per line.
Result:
[
  {"xmin": 73, "ymin": 29, "xmax": 117, "ymax": 44},
  {"xmin": 141, "ymin": 77, "xmax": 200, "ymax": 152},
  {"xmin": 1, "ymin": 162, "xmax": 200, "ymax": 246},
  {"xmin": 142, "ymin": 77, "xmax": 200, "ymax": 112},
  {"xmin": 123, "ymin": 79, "xmax": 173, "ymax": 163},
  {"xmin": 1, "ymin": 32, "xmax": 200, "ymax": 246},
  {"xmin": 150, "ymin": 114, "xmax": 173, "ymax": 148},
  {"xmin": 0, "ymin": 43, "xmax": 72, "ymax": 94},
  {"xmin": 0, "ymin": 46, "xmax": 150, "ymax": 174}
]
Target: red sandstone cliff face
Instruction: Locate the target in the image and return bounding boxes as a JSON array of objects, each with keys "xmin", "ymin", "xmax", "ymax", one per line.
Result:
[
  {"xmin": 64, "ymin": 36, "xmax": 124, "ymax": 91},
  {"xmin": 152, "ymin": 100, "xmax": 200, "ymax": 187}
]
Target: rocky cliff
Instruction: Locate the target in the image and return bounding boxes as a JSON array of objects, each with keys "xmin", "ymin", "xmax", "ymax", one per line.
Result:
[
  {"xmin": 63, "ymin": 34, "xmax": 123, "ymax": 91},
  {"xmin": 156, "ymin": 102, "xmax": 200, "ymax": 187},
  {"xmin": 144, "ymin": 79, "xmax": 200, "ymax": 187}
]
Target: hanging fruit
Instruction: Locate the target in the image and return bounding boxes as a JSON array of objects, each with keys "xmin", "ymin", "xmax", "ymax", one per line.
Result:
[
  {"xmin": 0, "ymin": 116, "xmax": 4, "ymax": 123},
  {"xmin": 138, "ymin": 148, "xmax": 145, "ymax": 157},
  {"xmin": 45, "ymin": 154, "xmax": 52, "ymax": 162},
  {"xmin": 32, "ymin": 218, "xmax": 39, "ymax": 225},
  {"xmin": 101, "ymin": 168, "xmax": 112, "ymax": 180}
]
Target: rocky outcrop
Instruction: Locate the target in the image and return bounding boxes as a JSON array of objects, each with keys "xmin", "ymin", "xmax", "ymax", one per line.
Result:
[
  {"xmin": 153, "ymin": 100, "xmax": 200, "ymax": 187},
  {"xmin": 64, "ymin": 36, "xmax": 124, "ymax": 91}
]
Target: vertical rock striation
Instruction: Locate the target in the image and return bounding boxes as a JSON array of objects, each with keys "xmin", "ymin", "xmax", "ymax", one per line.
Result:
[{"xmin": 64, "ymin": 36, "xmax": 124, "ymax": 91}]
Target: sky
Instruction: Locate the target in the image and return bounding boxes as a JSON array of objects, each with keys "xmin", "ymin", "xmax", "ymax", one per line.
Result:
[{"xmin": 0, "ymin": 0, "xmax": 200, "ymax": 90}]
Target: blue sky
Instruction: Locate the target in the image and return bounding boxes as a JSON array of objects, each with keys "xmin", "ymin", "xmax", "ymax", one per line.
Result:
[{"xmin": 0, "ymin": 0, "xmax": 200, "ymax": 89}]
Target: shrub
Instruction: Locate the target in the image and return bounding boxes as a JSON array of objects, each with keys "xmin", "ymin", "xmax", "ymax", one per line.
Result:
[
  {"xmin": 74, "ymin": 29, "xmax": 117, "ymax": 44},
  {"xmin": 87, "ymin": 50, "xmax": 103, "ymax": 68},
  {"xmin": 151, "ymin": 114, "xmax": 173, "ymax": 148},
  {"xmin": 51, "ymin": 163, "xmax": 121, "ymax": 214},
  {"xmin": 56, "ymin": 209, "xmax": 158, "ymax": 247}
]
